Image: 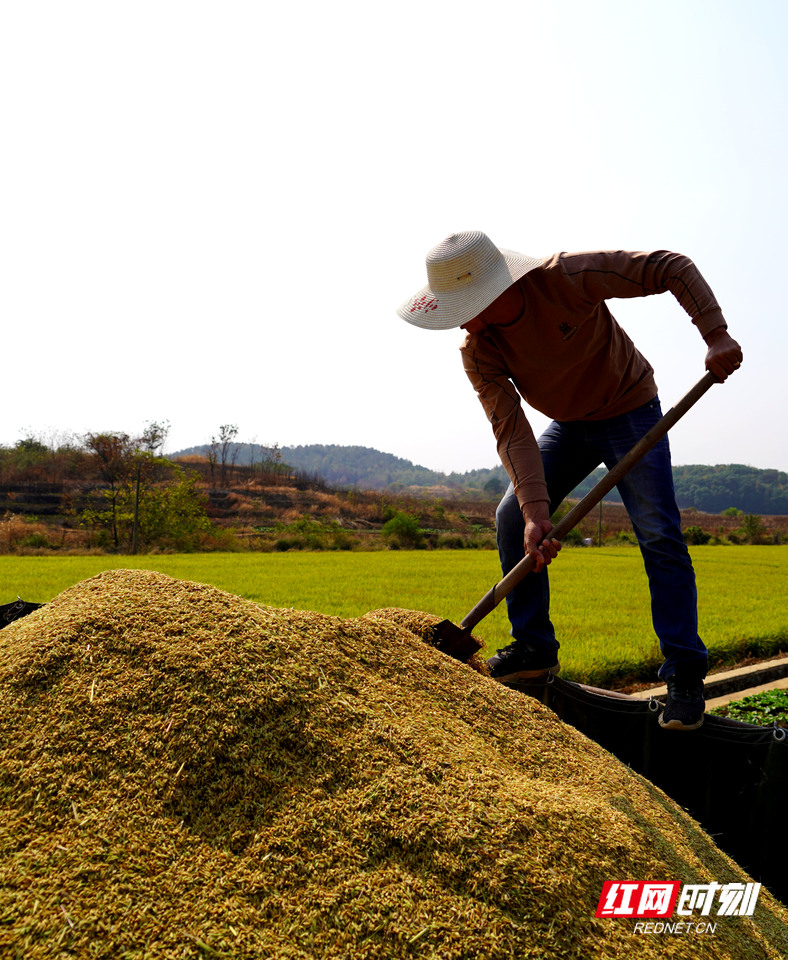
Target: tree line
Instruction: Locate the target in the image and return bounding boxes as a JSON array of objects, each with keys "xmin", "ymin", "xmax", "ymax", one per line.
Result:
[
  {"xmin": 0, "ymin": 425, "xmax": 322, "ymax": 554},
  {"xmin": 570, "ymin": 463, "xmax": 788, "ymax": 515},
  {"xmin": 171, "ymin": 442, "xmax": 788, "ymax": 515},
  {"xmin": 0, "ymin": 424, "xmax": 214, "ymax": 553},
  {"xmin": 2, "ymin": 428, "xmax": 787, "ymax": 555}
]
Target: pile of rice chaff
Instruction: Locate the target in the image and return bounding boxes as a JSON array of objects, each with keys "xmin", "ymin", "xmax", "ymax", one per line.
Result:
[{"xmin": 1, "ymin": 569, "xmax": 786, "ymax": 959}]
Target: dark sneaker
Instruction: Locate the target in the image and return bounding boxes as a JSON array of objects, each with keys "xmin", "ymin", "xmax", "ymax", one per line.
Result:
[
  {"xmin": 658, "ymin": 671, "xmax": 705, "ymax": 731},
  {"xmin": 486, "ymin": 642, "xmax": 560, "ymax": 683}
]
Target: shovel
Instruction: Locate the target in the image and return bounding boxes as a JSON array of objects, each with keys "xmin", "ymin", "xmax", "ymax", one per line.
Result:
[{"xmin": 434, "ymin": 371, "xmax": 718, "ymax": 660}]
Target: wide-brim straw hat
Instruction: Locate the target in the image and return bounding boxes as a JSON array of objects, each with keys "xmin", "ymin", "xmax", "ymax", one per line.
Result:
[{"xmin": 397, "ymin": 230, "xmax": 543, "ymax": 330}]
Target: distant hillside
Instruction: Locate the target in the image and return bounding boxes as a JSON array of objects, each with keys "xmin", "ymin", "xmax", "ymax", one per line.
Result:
[
  {"xmin": 573, "ymin": 463, "xmax": 788, "ymax": 514},
  {"xmin": 170, "ymin": 443, "xmax": 788, "ymax": 514},
  {"xmin": 171, "ymin": 443, "xmax": 510, "ymax": 495}
]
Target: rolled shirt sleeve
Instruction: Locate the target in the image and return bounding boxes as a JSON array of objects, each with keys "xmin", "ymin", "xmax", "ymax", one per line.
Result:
[{"xmin": 462, "ymin": 342, "xmax": 549, "ymax": 509}]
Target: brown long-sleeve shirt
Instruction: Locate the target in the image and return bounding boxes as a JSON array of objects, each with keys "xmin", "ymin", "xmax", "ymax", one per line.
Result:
[{"xmin": 460, "ymin": 249, "xmax": 727, "ymax": 511}]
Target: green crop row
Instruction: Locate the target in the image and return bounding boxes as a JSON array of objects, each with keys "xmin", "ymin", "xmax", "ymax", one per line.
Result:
[{"xmin": 2, "ymin": 546, "xmax": 786, "ymax": 688}]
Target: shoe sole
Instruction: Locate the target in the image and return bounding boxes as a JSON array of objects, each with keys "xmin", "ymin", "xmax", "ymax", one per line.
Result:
[
  {"xmin": 494, "ymin": 663, "xmax": 561, "ymax": 683},
  {"xmin": 658, "ymin": 712, "xmax": 704, "ymax": 731}
]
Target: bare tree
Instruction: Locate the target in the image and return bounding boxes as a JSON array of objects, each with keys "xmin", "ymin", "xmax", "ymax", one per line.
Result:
[
  {"xmin": 218, "ymin": 424, "xmax": 239, "ymax": 486},
  {"xmin": 261, "ymin": 442, "xmax": 283, "ymax": 483},
  {"xmin": 207, "ymin": 436, "xmax": 219, "ymax": 487},
  {"xmin": 140, "ymin": 420, "xmax": 170, "ymax": 457}
]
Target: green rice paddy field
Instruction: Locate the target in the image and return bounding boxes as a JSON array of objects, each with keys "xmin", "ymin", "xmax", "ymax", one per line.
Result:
[{"xmin": 2, "ymin": 546, "xmax": 786, "ymax": 687}]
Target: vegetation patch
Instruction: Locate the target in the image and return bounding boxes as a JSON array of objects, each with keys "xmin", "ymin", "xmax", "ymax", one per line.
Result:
[
  {"xmin": 710, "ymin": 689, "xmax": 788, "ymax": 728},
  {"xmin": 3, "ymin": 433, "xmax": 787, "ymax": 556}
]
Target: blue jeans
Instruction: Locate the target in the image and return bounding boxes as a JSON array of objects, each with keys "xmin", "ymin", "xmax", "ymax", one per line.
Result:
[{"xmin": 495, "ymin": 397, "xmax": 707, "ymax": 680}]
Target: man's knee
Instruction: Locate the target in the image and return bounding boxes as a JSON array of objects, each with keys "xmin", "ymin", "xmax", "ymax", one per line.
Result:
[{"xmin": 496, "ymin": 486, "xmax": 523, "ymax": 530}]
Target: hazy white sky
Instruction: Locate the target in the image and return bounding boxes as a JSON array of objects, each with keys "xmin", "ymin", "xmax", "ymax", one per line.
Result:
[{"xmin": 2, "ymin": 0, "xmax": 786, "ymax": 473}]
